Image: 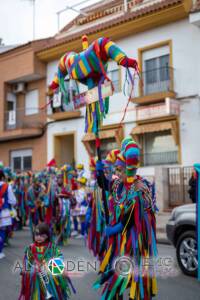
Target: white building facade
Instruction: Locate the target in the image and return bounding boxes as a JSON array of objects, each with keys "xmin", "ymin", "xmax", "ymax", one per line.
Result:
[{"xmin": 37, "ymin": 0, "xmax": 200, "ymax": 208}]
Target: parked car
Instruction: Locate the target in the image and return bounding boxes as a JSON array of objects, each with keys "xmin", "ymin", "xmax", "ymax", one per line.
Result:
[{"xmin": 166, "ymin": 204, "xmax": 197, "ymax": 277}]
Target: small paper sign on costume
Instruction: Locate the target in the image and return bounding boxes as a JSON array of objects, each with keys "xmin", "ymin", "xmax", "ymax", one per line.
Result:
[
  {"xmin": 53, "ymin": 92, "xmax": 62, "ymax": 108},
  {"xmin": 73, "ymin": 81, "xmax": 113, "ymax": 109}
]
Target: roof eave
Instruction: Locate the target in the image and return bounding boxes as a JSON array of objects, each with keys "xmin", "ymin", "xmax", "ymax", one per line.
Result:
[{"xmin": 36, "ymin": 0, "xmax": 190, "ymax": 62}]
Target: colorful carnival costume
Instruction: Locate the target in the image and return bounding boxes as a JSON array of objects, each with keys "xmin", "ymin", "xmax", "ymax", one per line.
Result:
[
  {"xmin": 54, "ymin": 171, "xmax": 73, "ymax": 245},
  {"xmin": 19, "ymin": 223, "xmax": 75, "ymax": 300},
  {"xmin": 73, "ymin": 177, "xmax": 89, "ymax": 238},
  {"xmin": 27, "ymin": 176, "xmax": 48, "ymax": 237},
  {"xmin": 86, "ymin": 151, "xmax": 119, "ymax": 261},
  {"xmin": 0, "ymin": 170, "xmax": 16, "ymax": 259},
  {"xmin": 48, "ymin": 37, "xmax": 138, "ymax": 134},
  {"xmin": 14, "ymin": 175, "xmax": 27, "ymax": 229},
  {"xmin": 48, "ymin": 37, "xmax": 138, "ymax": 94},
  {"xmin": 93, "ymin": 138, "xmax": 158, "ymax": 300}
]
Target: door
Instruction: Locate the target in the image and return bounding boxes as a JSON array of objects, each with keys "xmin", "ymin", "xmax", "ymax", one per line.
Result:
[{"xmin": 54, "ymin": 133, "xmax": 75, "ymax": 167}]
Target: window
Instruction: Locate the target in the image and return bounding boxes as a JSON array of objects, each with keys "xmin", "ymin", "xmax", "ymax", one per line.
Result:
[
  {"xmin": 23, "ymin": 156, "xmax": 32, "ymax": 170},
  {"xmin": 89, "ymin": 138, "xmax": 118, "ymax": 158},
  {"xmin": 109, "ymin": 69, "xmax": 120, "ymax": 93},
  {"xmin": 11, "ymin": 149, "xmax": 32, "ymax": 172},
  {"xmin": 144, "ymin": 55, "xmax": 170, "ymax": 94},
  {"xmin": 142, "ymin": 130, "xmax": 178, "ymax": 166},
  {"xmin": 13, "ymin": 157, "xmax": 21, "ymax": 172},
  {"xmin": 99, "ymin": 138, "xmax": 119, "ymax": 159},
  {"xmin": 107, "ymin": 61, "xmax": 121, "ymax": 94},
  {"xmin": 141, "ymin": 43, "xmax": 171, "ymax": 95},
  {"xmin": 25, "ymin": 90, "xmax": 39, "ymax": 115}
]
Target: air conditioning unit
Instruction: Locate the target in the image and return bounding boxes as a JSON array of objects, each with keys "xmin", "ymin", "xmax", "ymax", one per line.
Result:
[{"xmin": 12, "ymin": 82, "xmax": 26, "ymax": 94}]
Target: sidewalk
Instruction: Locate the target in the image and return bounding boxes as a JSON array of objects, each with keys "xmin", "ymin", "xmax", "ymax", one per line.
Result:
[{"xmin": 156, "ymin": 212, "xmax": 171, "ymax": 245}]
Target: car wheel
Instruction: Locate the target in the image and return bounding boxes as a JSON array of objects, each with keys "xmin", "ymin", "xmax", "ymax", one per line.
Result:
[{"xmin": 176, "ymin": 230, "xmax": 198, "ymax": 277}]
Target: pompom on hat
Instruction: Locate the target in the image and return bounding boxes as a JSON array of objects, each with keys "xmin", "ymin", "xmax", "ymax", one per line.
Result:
[
  {"xmin": 61, "ymin": 164, "xmax": 72, "ymax": 173},
  {"xmin": 77, "ymin": 163, "xmax": 84, "ymax": 170},
  {"xmin": 77, "ymin": 177, "xmax": 87, "ymax": 185}
]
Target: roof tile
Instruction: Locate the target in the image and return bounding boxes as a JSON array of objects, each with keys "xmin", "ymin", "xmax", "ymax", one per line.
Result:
[{"xmin": 38, "ymin": 0, "xmax": 183, "ymax": 53}]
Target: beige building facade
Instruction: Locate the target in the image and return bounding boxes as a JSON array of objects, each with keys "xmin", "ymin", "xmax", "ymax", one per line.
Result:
[{"xmin": 0, "ymin": 39, "xmax": 51, "ymax": 172}]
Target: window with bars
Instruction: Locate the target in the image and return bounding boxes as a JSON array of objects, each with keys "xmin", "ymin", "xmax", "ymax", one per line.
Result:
[
  {"xmin": 11, "ymin": 149, "xmax": 32, "ymax": 172},
  {"xmin": 145, "ymin": 55, "xmax": 170, "ymax": 83},
  {"xmin": 143, "ymin": 53, "xmax": 171, "ymax": 95},
  {"xmin": 141, "ymin": 130, "xmax": 178, "ymax": 166}
]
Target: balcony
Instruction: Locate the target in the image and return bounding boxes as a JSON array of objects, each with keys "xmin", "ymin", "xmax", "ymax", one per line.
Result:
[
  {"xmin": 49, "ymin": 90, "xmax": 81, "ymax": 121},
  {"xmin": 135, "ymin": 97, "xmax": 180, "ymax": 122},
  {"xmin": 132, "ymin": 67, "xmax": 176, "ymax": 105},
  {"xmin": 49, "ymin": 104, "xmax": 81, "ymax": 121},
  {"xmin": 1, "ymin": 108, "xmax": 46, "ymax": 141},
  {"xmin": 141, "ymin": 151, "xmax": 178, "ymax": 166}
]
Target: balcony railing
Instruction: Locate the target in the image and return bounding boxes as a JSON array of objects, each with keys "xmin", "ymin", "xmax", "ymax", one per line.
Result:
[
  {"xmin": 141, "ymin": 151, "xmax": 178, "ymax": 166},
  {"xmin": 140, "ymin": 66, "xmax": 174, "ymax": 96},
  {"xmin": 4, "ymin": 108, "xmax": 46, "ymax": 131}
]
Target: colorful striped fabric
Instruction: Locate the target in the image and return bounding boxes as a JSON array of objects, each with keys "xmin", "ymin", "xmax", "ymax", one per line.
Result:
[{"xmin": 49, "ymin": 37, "xmax": 127, "ymax": 93}]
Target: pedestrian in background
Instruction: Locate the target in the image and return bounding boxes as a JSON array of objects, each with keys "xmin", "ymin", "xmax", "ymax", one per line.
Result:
[
  {"xmin": 188, "ymin": 169, "xmax": 197, "ymax": 203},
  {"xmin": 0, "ymin": 170, "xmax": 16, "ymax": 259}
]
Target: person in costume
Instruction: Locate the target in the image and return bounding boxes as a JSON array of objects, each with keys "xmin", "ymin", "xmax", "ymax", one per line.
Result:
[
  {"xmin": 14, "ymin": 174, "xmax": 26, "ymax": 230},
  {"xmin": 87, "ymin": 157, "xmax": 97, "ymax": 192},
  {"xmin": 70, "ymin": 168, "xmax": 80, "ymax": 237},
  {"xmin": 86, "ymin": 150, "xmax": 120, "ymax": 261},
  {"xmin": 0, "ymin": 170, "xmax": 16, "ymax": 259},
  {"xmin": 74, "ymin": 177, "xmax": 88, "ymax": 239},
  {"xmin": 54, "ymin": 171, "xmax": 73, "ymax": 245},
  {"xmin": 93, "ymin": 137, "xmax": 158, "ymax": 300},
  {"xmin": 18, "ymin": 222, "xmax": 76, "ymax": 300},
  {"xmin": 76, "ymin": 163, "xmax": 88, "ymax": 179},
  {"xmin": 44, "ymin": 166, "xmax": 57, "ymax": 229},
  {"xmin": 27, "ymin": 174, "xmax": 48, "ymax": 238}
]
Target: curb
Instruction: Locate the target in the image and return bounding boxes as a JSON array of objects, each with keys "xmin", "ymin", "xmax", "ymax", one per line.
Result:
[{"xmin": 157, "ymin": 238, "xmax": 171, "ymax": 245}]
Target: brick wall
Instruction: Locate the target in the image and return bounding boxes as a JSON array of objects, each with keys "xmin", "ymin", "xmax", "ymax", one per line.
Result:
[
  {"xmin": 0, "ymin": 44, "xmax": 48, "ymax": 171},
  {"xmin": 0, "ymin": 132, "xmax": 47, "ymax": 171}
]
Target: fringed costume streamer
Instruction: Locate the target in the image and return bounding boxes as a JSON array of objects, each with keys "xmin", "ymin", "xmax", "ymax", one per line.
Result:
[
  {"xmin": 93, "ymin": 176, "xmax": 158, "ymax": 300},
  {"xmin": 48, "ymin": 37, "xmax": 138, "ymax": 134},
  {"xmin": 18, "ymin": 242, "xmax": 76, "ymax": 300}
]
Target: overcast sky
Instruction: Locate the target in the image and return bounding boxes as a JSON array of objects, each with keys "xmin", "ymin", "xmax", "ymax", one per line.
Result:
[{"xmin": 0, "ymin": 0, "xmax": 101, "ymax": 45}]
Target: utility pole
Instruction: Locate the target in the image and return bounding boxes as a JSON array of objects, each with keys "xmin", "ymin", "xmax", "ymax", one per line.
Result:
[
  {"xmin": 32, "ymin": 0, "xmax": 36, "ymax": 40},
  {"xmin": 124, "ymin": 0, "xmax": 128, "ymax": 12},
  {"xmin": 22, "ymin": 0, "xmax": 36, "ymax": 40}
]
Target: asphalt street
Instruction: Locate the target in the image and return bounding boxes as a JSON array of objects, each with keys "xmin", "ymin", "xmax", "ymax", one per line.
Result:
[{"xmin": 0, "ymin": 228, "xmax": 200, "ymax": 300}]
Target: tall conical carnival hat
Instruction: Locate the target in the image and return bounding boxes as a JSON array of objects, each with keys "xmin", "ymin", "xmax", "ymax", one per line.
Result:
[
  {"xmin": 105, "ymin": 149, "xmax": 120, "ymax": 164},
  {"xmin": 89, "ymin": 156, "xmax": 97, "ymax": 171},
  {"xmin": 122, "ymin": 138, "xmax": 140, "ymax": 183},
  {"xmin": 121, "ymin": 136, "xmax": 133, "ymax": 152},
  {"xmin": 104, "ymin": 149, "xmax": 120, "ymax": 169}
]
